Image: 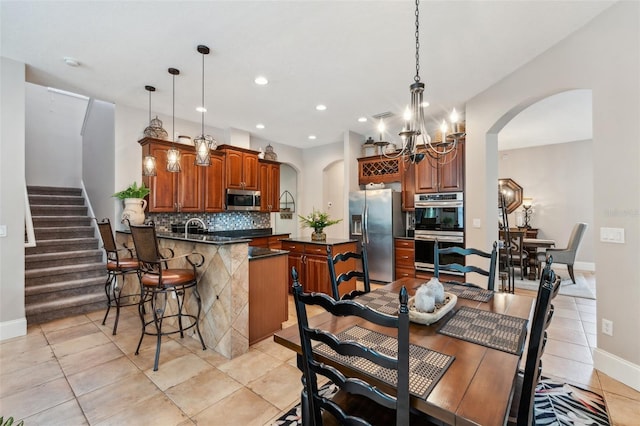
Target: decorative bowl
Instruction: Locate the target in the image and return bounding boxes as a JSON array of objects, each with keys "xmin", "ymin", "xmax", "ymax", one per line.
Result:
[{"xmin": 408, "ymin": 292, "xmax": 457, "ymax": 325}]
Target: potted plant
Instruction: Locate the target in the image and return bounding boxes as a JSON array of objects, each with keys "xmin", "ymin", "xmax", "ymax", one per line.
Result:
[
  {"xmin": 113, "ymin": 181, "xmax": 150, "ymax": 225},
  {"xmin": 299, "ymin": 208, "xmax": 342, "ymax": 241}
]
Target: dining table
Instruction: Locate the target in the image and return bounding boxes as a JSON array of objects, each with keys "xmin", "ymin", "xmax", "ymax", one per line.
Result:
[
  {"xmin": 523, "ymin": 238, "xmax": 556, "ymax": 279},
  {"xmin": 273, "ymin": 277, "xmax": 536, "ymax": 426}
]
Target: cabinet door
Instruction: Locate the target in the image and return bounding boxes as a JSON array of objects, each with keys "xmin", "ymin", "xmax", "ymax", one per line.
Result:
[
  {"xmin": 203, "ymin": 154, "xmax": 225, "ymax": 212},
  {"xmin": 401, "ymin": 161, "xmax": 416, "ymax": 211},
  {"xmin": 438, "ymin": 141, "xmax": 464, "ymax": 192},
  {"xmin": 242, "ymin": 153, "xmax": 259, "ymax": 190},
  {"xmin": 305, "ymin": 254, "xmax": 330, "ymax": 294},
  {"xmin": 178, "ymin": 150, "xmax": 204, "ymax": 212},
  {"xmin": 269, "ymin": 163, "xmax": 280, "ymax": 211},
  {"xmin": 146, "ymin": 144, "xmax": 178, "ymax": 212},
  {"xmin": 414, "ymin": 158, "xmax": 438, "ymax": 193},
  {"xmin": 225, "ymin": 150, "xmax": 244, "ymax": 189},
  {"xmin": 258, "ymin": 162, "xmax": 270, "ymax": 212},
  {"xmin": 287, "ymin": 253, "xmax": 305, "ymax": 292}
]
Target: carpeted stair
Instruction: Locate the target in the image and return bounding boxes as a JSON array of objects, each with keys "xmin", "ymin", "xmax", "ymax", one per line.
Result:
[{"xmin": 25, "ymin": 186, "xmax": 106, "ymax": 324}]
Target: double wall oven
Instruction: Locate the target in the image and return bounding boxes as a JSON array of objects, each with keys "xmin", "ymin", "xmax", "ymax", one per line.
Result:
[{"xmin": 414, "ymin": 192, "xmax": 465, "ymax": 274}]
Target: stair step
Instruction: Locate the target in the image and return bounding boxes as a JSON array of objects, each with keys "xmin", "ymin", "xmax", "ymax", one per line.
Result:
[
  {"xmin": 32, "ymin": 216, "xmax": 93, "ymax": 227},
  {"xmin": 30, "ymin": 205, "xmax": 88, "ymax": 216},
  {"xmin": 26, "ymin": 294, "xmax": 106, "ymax": 325},
  {"xmin": 26, "ymin": 262, "xmax": 106, "ymax": 286},
  {"xmin": 34, "ymin": 226, "xmax": 94, "ymax": 240},
  {"xmin": 25, "ymin": 237, "xmax": 99, "ymax": 255},
  {"xmin": 29, "ymin": 194, "xmax": 85, "ymax": 206},
  {"xmin": 25, "ymin": 249, "xmax": 103, "ymax": 269},
  {"xmin": 25, "ymin": 276, "xmax": 105, "ymax": 299},
  {"xmin": 27, "ymin": 186, "xmax": 82, "ymax": 196}
]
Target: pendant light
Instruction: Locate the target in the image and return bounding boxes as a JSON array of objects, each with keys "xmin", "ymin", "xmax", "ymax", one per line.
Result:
[
  {"xmin": 166, "ymin": 67, "xmax": 181, "ymax": 173},
  {"xmin": 194, "ymin": 45, "xmax": 216, "ymax": 166},
  {"xmin": 142, "ymin": 85, "xmax": 157, "ymax": 176}
]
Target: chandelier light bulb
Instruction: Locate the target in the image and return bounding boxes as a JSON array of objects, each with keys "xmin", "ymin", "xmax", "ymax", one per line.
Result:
[
  {"xmin": 450, "ymin": 108, "xmax": 459, "ymax": 123},
  {"xmin": 403, "ymin": 107, "xmax": 412, "ymax": 122},
  {"xmin": 378, "ymin": 119, "xmax": 386, "ymax": 133}
]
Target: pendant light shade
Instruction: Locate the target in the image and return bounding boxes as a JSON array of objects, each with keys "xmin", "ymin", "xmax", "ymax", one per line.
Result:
[
  {"xmin": 166, "ymin": 67, "xmax": 181, "ymax": 173},
  {"xmin": 142, "ymin": 85, "xmax": 158, "ymax": 176},
  {"xmin": 194, "ymin": 44, "xmax": 216, "ymax": 166}
]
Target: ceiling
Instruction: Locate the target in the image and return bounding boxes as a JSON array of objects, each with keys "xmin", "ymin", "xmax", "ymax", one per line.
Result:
[{"xmin": 1, "ymin": 1, "xmax": 612, "ymax": 150}]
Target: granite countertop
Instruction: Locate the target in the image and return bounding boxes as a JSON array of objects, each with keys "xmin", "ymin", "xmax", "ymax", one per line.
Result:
[
  {"xmin": 281, "ymin": 236, "xmax": 358, "ymax": 245},
  {"xmin": 248, "ymin": 246, "xmax": 289, "ymax": 260},
  {"xmin": 117, "ymin": 228, "xmax": 290, "ymax": 245}
]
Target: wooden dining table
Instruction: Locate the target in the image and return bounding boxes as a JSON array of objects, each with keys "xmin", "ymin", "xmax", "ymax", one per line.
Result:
[
  {"xmin": 273, "ymin": 278, "xmax": 535, "ymax": 426},
  {"xmin": 523, "ymin": 238, "xmax": 556, "ymax": 279}
]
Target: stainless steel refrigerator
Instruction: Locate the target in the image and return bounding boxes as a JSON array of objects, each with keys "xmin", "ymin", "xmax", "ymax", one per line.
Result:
[{"xmin": 349, "ymin": 188, "xmax": 405, "ymax": 283}]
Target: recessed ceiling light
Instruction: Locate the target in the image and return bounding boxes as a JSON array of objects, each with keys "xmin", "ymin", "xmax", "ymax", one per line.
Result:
[
  {"xmin": 358, "ymin": 117, "xmax": 367, "ymax": 122},
  {"xmin": 315, "ymin": 104, "xmax": 327, "ymax": 111},
  {"xmin": 196, "ymin": 106, "xmax": 207, "ymax": 113},
  {"xmin": 256, "ymin": 123, "xmax": 265, "ymax": 129},
  {"xmin": 308, "ymin": 135, "xmax": 317, "ymax": 140},
  {"xmin": 254, "ymin": 76, "xmax": 269, "ymax": 85},
  {"xmin": 63, "ymin": 57, "xmax": 80, "ymax": 67}
]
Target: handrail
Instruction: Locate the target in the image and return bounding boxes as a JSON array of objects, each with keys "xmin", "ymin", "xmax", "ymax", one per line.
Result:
[{"xmin": 24, "ymin": 186, "xmax": 36, "ymax": 248}]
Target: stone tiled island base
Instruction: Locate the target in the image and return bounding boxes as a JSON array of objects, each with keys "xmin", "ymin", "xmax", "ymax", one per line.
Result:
[{"xmin": 117, "ymin": 233, "xmax": 249, "ymax": 359}]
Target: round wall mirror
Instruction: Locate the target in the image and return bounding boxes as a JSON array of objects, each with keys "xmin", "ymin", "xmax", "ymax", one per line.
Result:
[{"xmin": 498, "ymin": 178, "xmax": 523, "ymax": 214}]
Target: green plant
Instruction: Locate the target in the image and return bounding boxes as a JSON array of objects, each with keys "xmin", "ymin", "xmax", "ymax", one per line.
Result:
[
  {"xmin": 298, "ymin": 208, "xmax": 342, "ymax": 232},
  {"xmin": 112, "ymin": 181, "xmax": 150, "ymax": 200},
  {"xmin": 1, "ymin": 416, "xmax": 24, "ymax": 426}
]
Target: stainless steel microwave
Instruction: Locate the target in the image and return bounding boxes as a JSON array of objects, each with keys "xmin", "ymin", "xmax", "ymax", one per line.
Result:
[{"xmin": 226, "ymin": 189, "xmax": 261, "ymax": 211}]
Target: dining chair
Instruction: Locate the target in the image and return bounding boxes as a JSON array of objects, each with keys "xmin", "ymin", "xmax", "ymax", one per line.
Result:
[
  {"xmin": 499, "ymin": 230, "xmax": 528, "ymax": 280},
  {"xmin": 292, "ymin": 266, "xmax": 431, "ymax": 425},
  {"xmin": 540, "ymin": 222, "xmax": 587, "ymax": 284},
  {"xmin": 326, "ymin": 243, "xmax": 370, "ymax": 300},
  {"xmin": 508, "ymin": 257, "xmax": 561, "ymax": 425},
  {"xmin": 129, "ymin": 222, "xmax": 206, "ymax": 371},
  {"xmin": 95, "ymin": 218, "xmax": 140, "ymax": 335},
  {"xmin": 434, "ymin": 240, "xmax": 498, "ymax": 291}
]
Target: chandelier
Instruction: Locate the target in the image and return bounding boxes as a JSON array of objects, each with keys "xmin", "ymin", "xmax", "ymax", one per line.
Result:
[
  {"xmin": 384, "ymin": 0, "xmax": 465, "ymax": 165},
  {"xmin": 193, "ymin": 44, "xmax": 217, "ymax": 166},
  {"xmin": 166, "ymin": 67, "xmax": 181, "ymax": 173}
]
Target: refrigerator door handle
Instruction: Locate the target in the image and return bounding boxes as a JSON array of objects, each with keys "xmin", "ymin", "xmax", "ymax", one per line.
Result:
[{"xmin": 363, "ymin": 205, "xmax": 369, "ymax": 244}]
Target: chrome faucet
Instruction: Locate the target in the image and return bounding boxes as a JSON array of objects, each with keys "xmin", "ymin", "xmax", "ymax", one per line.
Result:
[{"xmin": 184, "ymin": 217, "xmax": 207, "ymax": 238}]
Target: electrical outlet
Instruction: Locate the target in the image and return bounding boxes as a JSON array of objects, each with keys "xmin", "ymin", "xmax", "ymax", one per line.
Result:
[{"xmin": 602, "ymin": 319, "xmax": 613, "ymax": 336}]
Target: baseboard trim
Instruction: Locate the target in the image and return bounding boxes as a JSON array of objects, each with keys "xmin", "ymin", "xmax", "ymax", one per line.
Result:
[
  {"xmin": 550, "ymin": 262, "xmax": 595, "ymax": 272},
  {"xmin": 0, "ymin": 317, "xmax": 27, "ymax": 341},
  {"xmin": 593, "ymin": 348, "xmax": 640, "ymax": 392}
]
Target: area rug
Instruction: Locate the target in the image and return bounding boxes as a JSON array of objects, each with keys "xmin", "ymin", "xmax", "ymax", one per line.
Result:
[
  {"xmin": 513, "ymin": 272, "xmax": 595, "ymax": 299},
  {"xmin": 271, "ymin": 377, "xmax": 610, "ymax": 425}
]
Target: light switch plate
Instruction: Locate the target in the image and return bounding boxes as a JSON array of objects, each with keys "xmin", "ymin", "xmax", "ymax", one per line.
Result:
[
  {"xmin": 472, "ymin": 218, "xmax": 481, "ymax": 228},
  {"xmin": 0, "ymin": 225, "xmax": 6, "ymax": 237},
  {"xmin": 600, "ymin": 227, "xmax": 625, "ymax": 243}
]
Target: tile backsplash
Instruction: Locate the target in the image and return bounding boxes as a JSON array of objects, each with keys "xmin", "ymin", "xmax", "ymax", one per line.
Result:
[{"xmin": 146, "ymin": 212, "xmax": 271, "ymax": 232}]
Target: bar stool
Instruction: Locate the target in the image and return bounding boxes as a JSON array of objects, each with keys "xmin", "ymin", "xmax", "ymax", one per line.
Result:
[
  {"xmin": 96, "ymin": 218, "xmax": 140, "ymax": 335},
  {"xmin": 129, "ymin": 222, "xmax": 206, "ymax": 371}
]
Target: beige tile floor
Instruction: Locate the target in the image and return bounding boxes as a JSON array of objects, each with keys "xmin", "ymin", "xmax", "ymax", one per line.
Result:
[{"xmin": 1, "ymin": 274, "xmax": 639, "ymax": 425}]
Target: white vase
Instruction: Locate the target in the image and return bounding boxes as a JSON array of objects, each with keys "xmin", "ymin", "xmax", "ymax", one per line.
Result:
[{"xmin": 121, "ymin": 198, "xmax": 147, "ymax": 225}]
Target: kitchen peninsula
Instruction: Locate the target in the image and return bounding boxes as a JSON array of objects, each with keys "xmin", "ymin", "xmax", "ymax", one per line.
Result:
[{"xmin": 117, "ymin": 230, "xmax": 289, "ymax": 359}]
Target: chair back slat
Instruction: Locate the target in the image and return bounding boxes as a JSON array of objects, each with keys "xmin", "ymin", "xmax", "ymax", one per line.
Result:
[
  {"xmin": 327, "ymin": 243, "xmax": 371, "ymax": 300},
  {"xmin": 292, "ymin": 266, "xmax": 410, "ymax": 425},
  {"xmin": 129, "ymin": 223, "xmax": 162, "ymax": 272},
  {"xmin": 96, "ymin": 218, "xmax": 118, "ymax": 256},
  {"xmin": 434, "ymin": 241, "xmax": 498, "ymax": 291}
]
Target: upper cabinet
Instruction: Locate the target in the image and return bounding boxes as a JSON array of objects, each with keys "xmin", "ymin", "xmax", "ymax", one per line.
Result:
[
  {"xmin": 218, "ymin": 145, "xmax": 259, "ymax": 190},
  {"xmin": 414, "ymin": 141, "xmax": 465, "ymax": 194},
  {"xmin": 259, "ymin": 160, "xmax": 280, "ymax": 212},
  {"xmin": 139, "ymin": 137, "xmax": 225, "ymax": 213},
  {"xmin": 357, "ymin": 156, "xmax": 401, "ymax": 185}
]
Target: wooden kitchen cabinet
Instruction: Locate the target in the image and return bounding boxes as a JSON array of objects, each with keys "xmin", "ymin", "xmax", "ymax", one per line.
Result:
[
  {"xmin": 249, "ymin": 253, "xmax": 288, "ymax": 345},
  {"xmin": 203, "ymin": 152, "xmax": 225, "ymax": 212},
  {"xmin": 357, "ymin": 156, "xmax": 401, "ymax": 185},
  {"xmin": 258, "ymin": 160, "xmax": 280, "ymax": 212},
  {"xmin": 401, "ymin": 161, "xmax": 416, "ymax": 211},
  {"xmin": 414, "ymin": 141, "xmax": 465, "ymax": 193},
  {"xmin": 281, "ymin": 240, "xmax": 357, "ymax": 295},
  {"xmin": 248, "ymin": 234, "xmax": 289, "ymax": 249},
  {"xmin": 177, "ymin": 150, "xmax": 204, "ymax": 212},
  {"xmin": 394, "ymin": 238, "xmax": 415, "ymax": 279},
  {"xmin": 218, "ymin": 145, "xmax": 259, "ymax": 190}
]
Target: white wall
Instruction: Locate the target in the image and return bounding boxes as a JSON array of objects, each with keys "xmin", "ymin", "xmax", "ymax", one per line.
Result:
[
  {"xmin": 465, "ymin": 2, "xmax": 639, "ymax": 390},
  {"xmin": 499, "ymin": 140, "xmax": 594, "ymax": 265},
  {"xmin": 272, "ymin": 163, "xmax": 298, "ymax": 236},
  {"xmin": 25, "ymin": 83, "xmax": 87, "ymax": 187},
  {"xmin": 322, "ymin": 160, "xmax": 345, "ymax": 240},
  {"xmin": 0, "ymin": 57, "xmax": 27, "ymax": 339}
]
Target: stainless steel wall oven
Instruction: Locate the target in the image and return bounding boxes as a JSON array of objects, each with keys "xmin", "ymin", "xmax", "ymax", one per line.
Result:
[{"xmin": 414, "ymin": 192, "xmax": 464, "ymax": 273}]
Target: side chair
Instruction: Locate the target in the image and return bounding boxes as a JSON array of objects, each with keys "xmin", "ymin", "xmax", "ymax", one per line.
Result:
[
  {"xmin": 129, "ymin": 222, "xmax": 206, "ymax": 371},
  {"xmin": 95, "ymin": 218, "xmax": 140, "ymax": 335},
  {"xmin": 434, "ymin": 240, "xmax": 498, "ymax": 291},
  {"xmin": 327, "ymin": 243, "xmax": 371, "ymax": 300},
  {"xmin": 540, "ymin": 222, "xmax": 587, "ymax": 284}
]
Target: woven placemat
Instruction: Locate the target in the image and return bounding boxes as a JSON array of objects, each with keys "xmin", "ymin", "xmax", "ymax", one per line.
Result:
[
  {"xmin": 314, "ymin": 325, "xmax": 455, "ymax": 399},
  {"xmin": 355, "ymin": 288, "xmax": 402, "ymax": 315},
  {"xmin": 437, "ymin": 306, "xmax": 528, "ymax": 355},
  {"xmin": 440, "ymin": 283, "xmax": 494, "ymax": 303}
]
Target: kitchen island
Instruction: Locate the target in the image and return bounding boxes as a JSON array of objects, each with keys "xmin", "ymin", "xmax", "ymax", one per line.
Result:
[{"xmin": 116, "ymin": 230, "xmax": 287, "ymax": 359}]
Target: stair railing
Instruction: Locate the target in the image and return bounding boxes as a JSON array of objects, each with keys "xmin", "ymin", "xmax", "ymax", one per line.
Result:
[{"xmin": 24, "ymin": 186, "xmax": 36, "ymax": 247}]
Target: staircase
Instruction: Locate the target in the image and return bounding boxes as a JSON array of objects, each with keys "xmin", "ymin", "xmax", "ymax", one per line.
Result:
[{"xmin": 25, "ymin": 186, "xmax": 106, "ymax": 324}]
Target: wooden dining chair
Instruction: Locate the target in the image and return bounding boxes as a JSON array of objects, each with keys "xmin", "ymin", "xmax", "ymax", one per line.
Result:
[
  {"xmin": 292, "ymin": 267, "xmax": 431, "ymax": 425},
  {"xmin": 327, "ymin": 243, "xmax": 370, "ymax": 300},
  {"xmin": 508, "ymin": 257, "xmax": 561, "ymax": 425},
  {"xmin": 434, "ymin": 241, "xmax": 498, "ymax": 291},
  {"xmin": 499, "ymin": 230, "xmax": 529, "ymax": 280}
]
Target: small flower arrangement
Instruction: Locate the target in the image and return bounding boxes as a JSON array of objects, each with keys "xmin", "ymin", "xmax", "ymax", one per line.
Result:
[{"xmin": 298, "ymin": 209, "xmax": 342, "ymax": 232}]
